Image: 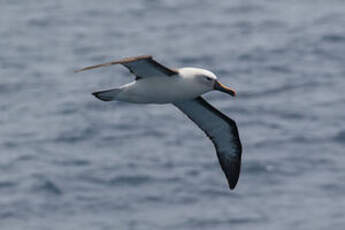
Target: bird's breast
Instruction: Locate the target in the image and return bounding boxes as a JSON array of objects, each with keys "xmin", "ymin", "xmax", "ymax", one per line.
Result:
[{"xmin": 117, "ymin": 77, "xmax": 208, "ymax": 104}]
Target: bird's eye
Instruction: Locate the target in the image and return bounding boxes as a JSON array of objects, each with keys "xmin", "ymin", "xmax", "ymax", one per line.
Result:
[{"xmin": 205, "ymin": 77, "xmax": 212, "ymax": 81}]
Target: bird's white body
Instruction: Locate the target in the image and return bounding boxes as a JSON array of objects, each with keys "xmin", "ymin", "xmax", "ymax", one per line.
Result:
[{"xmin": 115, "ymin": 68, "xmax": 216, "ymax": 104}]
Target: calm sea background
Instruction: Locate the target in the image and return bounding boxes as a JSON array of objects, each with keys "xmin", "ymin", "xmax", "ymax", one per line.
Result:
[{"xmin": 1, "ymin": 0, "xmax": 345, "ymax": 229}]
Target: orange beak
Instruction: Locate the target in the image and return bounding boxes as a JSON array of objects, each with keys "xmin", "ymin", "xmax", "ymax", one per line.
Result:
[{"xmin": 214, "ymin": 80, "xmax": 236, "ymax": 96}]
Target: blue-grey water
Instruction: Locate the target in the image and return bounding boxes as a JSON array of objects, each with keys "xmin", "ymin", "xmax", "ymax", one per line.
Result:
[{"xmin": 1, "ymin": 0, "xmax": 345, "ymax": 229}]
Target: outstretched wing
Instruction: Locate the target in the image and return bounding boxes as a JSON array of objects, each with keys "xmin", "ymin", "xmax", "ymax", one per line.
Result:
[
  {"xmin": 174, "ymin": 96, "xmax": 242, "ymax": 190},
  {"xmin": 75, "ymin": 55, "xmax": 178, "ymax": 79}
]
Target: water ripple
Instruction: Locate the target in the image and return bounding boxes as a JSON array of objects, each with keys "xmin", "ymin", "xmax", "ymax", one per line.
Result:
[{"xmin": 32, "ymin": 179, "xmax": 63, "ymax": 196}]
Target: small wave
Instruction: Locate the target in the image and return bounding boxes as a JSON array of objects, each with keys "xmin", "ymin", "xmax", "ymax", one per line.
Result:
[
  {"xmin": 142, "ymin": 195, "xmax": 163, "ymax": 203},
  {"xmin": 224, "ymin": 4, "xmax": 264, "ymax": 14},
  {"xmin": 54, "ymin": 159, "xmax": 90, "ymax": 167},
  {"xmin": 53, "ymin": 135, "xmax": 86, "ymax": 143},
  {"xmin": 109, "ymin": 175, "xmax": 153, "ymax": 186},
  {"xmin": 0, "ymin": 82, "xmax": 25, "ymax": 95},
  {"xmin": 0, "ymin": 211, "xmax": 14, "ymax": 219},
  {"xmin": 56, "ymin": 104, "xmax": 78, "ymax": 115},
  {"xmin": 239, "ymin": 81, "xmax": 319, "ymax": 99},
  {"xmin": 0, "ymin": 181, "xmax": 16, "ymax": 189},
  {"xmin": 52, "ymin": 126, "xmax": 96, "ymax": 143},
  {"xmin": 245, "ymin": 161, "xmax": 272, "ymax": 174},
  {"xmin": 176, "ymin": 55, "xmax": 214, "ymax": 66},
  {"xmin": 2, "ymin": 141, "xmax": 18, "ymax": 148},
  {"xmin": 319, "ymin": 182, "xmax": 344, "ymax": 194},
  {"xmin": 32, "ymin": 179, "xmax": 62, "ymax": 195},
  {"xmin": 28, "ymin": 18, "xmax": 51, "ymax": 27},
  {"xmin": 185, "ymin": 215, "xmax": 265, "ymax": 227},
  {"xmin": 322, "ymin": 34, "xmax": 345, "ymax": 43},
  {"xmin": 267, "ymin": 65, "xmax": 292, "ymax": 73},
  {"xmin": 198, "ymin": 187, "xmax": 241, "ymax": 198},
  {"xmin": 84, "ymin": 174, "xmax": 182, "ymax": 187},
  {"xmin": 333, "ymin": 130, "xmax": 345, "ymax": 144}
]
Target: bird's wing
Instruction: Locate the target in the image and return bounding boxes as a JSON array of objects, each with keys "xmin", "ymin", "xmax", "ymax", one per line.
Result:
[
  {"xmin": 75, "ymin": 55, "xmax": 178, "ymax": 79},
  {"xmin": 174, "ymin": 96, "xmax": 242, "ymax": 190}
]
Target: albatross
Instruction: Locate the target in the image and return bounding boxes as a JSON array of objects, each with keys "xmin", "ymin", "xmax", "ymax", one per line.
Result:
[{"xmin": 76, "ymin": 55, "xmax": 242, "ymax": 190}]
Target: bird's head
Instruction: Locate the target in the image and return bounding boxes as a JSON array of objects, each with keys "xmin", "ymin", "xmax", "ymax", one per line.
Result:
[{"xmin": 187, "ymin": 68, "xmax": 236, "ymax": 97}]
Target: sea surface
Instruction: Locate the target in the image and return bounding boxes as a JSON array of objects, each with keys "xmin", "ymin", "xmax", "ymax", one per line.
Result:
[{"xmin": 1, "ymin": 0, "xmax": 345, "ymax": 229}]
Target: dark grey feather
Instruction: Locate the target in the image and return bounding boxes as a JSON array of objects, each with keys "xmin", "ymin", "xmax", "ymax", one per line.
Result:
[
  {"xmin": 174, "ymin": 97, "xmax": 242, "ymax": 190},
  {"xmin": 75, "ymin": 55, "xmax": 178, "ymax": 78}
]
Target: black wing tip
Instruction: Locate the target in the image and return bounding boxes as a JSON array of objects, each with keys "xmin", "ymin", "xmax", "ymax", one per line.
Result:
[
  {"xmin": 227, "ymin": 176, "xmax": 239, "ymax": 190},
  {"xmin": 228, "ymin": 179, "xmax": 239, "ymax": 190},
  {"xmin": 225, "ymin": 160, "xmax": 241, "ymax": 190}
]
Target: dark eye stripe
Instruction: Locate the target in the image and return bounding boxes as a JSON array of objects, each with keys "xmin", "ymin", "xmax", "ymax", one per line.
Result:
[{"xmin": 205, "ymin": 77, "xmax": 212, "ymax": 81}]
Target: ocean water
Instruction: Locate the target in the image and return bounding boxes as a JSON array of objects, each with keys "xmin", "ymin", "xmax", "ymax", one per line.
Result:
[{"xmin": 1, "ymin": 0, "xmax": 345, "ymax": 229}]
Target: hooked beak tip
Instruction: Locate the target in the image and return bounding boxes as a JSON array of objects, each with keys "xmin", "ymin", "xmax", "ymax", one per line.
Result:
[{"xmin": 214, "ymin": 80, "xmax": 237, "ymax": 97}]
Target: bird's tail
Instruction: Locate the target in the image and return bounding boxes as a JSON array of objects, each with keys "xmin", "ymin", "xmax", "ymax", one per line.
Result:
[{"xmin": 92, "ymin": 88, "xmax": 122, "ymax": 102}]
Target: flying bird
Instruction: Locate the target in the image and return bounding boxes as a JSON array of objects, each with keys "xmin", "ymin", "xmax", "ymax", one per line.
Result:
[{"xmin": 75, "ymin": 55, "xmax": 242, "ymax": 190}]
